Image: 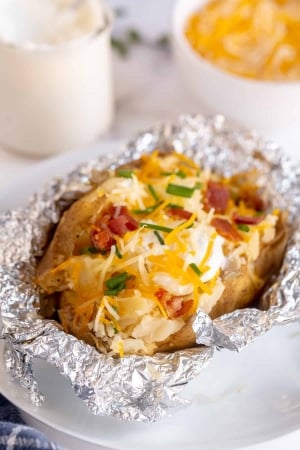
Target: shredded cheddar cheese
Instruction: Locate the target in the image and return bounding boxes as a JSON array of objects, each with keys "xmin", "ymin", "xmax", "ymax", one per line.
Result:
[
  {"xmin": 46, "ymin": 150, "xmax": 281, "ymax": 356},
  {"xmin": 185, "ymin": 0, "xmax": 300, "ymax": 81},
  {"xmin": 166, "ymin": 213, "xmax": 197, "ymax": 244}
]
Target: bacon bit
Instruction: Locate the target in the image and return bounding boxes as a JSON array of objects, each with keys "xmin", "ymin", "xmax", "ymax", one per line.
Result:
[
  {"xmin": 166, "ymin": 207, "xmax": 193, "ymax": 220},
  {"xmin": 155, "ymin": 288, "xmax": 167, "ymax": 301},
  {"xmin": 94, "ymin": 205, "xmax": 139, "ymax": 238},
  {"xmin": 107, "ymin": 205, "xmax": 138, "ymax": 237},
  {"xmin": 172, "ymin": 299, "xmax": 193, "ymax": 317},
  {"xmin": 204, "ymin": 181, "xmax": 229, "ymax": 214},
  {"xmin": 211, "ymin": 218, "xmax": 242, "ymax": 242},
  {"xmin": 91, "ymin": 227, "xmax": 116, "ymax": 253},
  {"xmin": 110, "ymin": 205, "xmax": 128, "ymax": 218},
  {"xmin": 155, "ymin": 288, "xmax": 193, "ymax": 319},
  {"xmin": 240, "ymin": 190, "xmax": 265, "ymax": 212},
  {"xmin": 232, "ymin": 212, "xmax": 265, "ymax": 225}
]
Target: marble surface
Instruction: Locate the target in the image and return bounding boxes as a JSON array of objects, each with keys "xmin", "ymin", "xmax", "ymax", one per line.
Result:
[{"xmin": 0, "ymin": 1, "xmax": 299, "ymax": 449}]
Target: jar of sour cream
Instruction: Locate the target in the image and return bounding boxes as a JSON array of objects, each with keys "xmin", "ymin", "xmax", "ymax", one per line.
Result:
[{"xmin": 0, "ymin": 0, "xmax": 114, "ymax": 156}]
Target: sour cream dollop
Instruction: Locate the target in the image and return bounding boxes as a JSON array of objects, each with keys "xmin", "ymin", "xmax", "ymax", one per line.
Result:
[{"xmin": 0, "ymin": 0, "xmax": 105, "ymax": 46}]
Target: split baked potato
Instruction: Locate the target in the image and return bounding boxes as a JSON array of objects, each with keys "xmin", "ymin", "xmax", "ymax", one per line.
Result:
[{"xmin": 36, "ymin": 151, "xmax": 287, "ymax": 355}]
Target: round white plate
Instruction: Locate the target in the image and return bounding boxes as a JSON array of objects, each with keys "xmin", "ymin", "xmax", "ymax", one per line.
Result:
[
  {"xmin": 1, "ymin": 140, "xmax": 300, "ymax": 450},
  {"xmin": 1, "ymin": 324, "xmax": 300, "ymax": 450}
]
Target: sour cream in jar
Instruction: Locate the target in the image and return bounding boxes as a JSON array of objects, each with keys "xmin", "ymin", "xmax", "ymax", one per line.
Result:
[{"xmin": 0, "ymin": 0, "xmax": 114, "ymax": 156}]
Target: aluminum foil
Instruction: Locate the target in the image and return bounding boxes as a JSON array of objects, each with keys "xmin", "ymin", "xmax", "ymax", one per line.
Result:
[{"xmin": 0, "ymin": 114, "xmax": 299, "ymax": 423}]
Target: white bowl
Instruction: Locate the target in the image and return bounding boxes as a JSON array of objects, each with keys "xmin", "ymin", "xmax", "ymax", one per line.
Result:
[{"xmin": 172, "ymin": 0, "xmax": 300, "ymax": 132}]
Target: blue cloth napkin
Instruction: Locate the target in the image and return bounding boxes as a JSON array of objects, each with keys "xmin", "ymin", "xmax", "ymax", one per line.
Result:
[{"xmin": 0, "ymin": 395, "xmax": 64, "ymax": 450}]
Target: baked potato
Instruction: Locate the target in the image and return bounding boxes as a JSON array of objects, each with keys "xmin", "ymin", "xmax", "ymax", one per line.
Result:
[{"xmin": 36, "ymin": 151, "xmax": 287, "ymax": 355}]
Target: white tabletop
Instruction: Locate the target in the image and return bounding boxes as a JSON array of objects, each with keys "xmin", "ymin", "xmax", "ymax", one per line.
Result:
[{"xmin": 0, "ymin": 1, "xmax": 299, "ymax": 449}]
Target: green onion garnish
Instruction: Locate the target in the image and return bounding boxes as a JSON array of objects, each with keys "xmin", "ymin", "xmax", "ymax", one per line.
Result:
[
  {"xmin": 167, "ymin": 203, "xmax": 183, "ymax": 209},
  {"xmin": 255, "ymin": 211, "xmax": 265, "ymax": 216},
  {"xmin": 194, "ymin": 182, "xmax": 203, "ymax": 190},
  {"xmin": 148, "ymin": 184, "xmax": 159, "ymax": 201},
  {"xmin": 154, "ymin": 230, "xmax": 165, "ymax": 245},
  {"xmin": 161, "ymin": 170, "xmax": 187, "ymax": 178},
  {"xmin": 166, "ymin": 183, "xmax": 195, "ymax": 198},
  {"xmin": 115, "ymin": 246, "xmax": 123, "ymax": 259},
  {"xmin": 127, "ymin": 28, "xmax": 142, "ymax": 44},
  {"xmin": 189, "ymin": 263, "xmax": 202, "ymax": 276},
  {"xmin": 105, "ymin": 272, "xmax": 130, "ymax": 290},
  {"xmin": 132, "ymin": 202, "xmax": 161, "ymax": 215},
  {"xmin": 104, "ymin": 289, "xmax": 119, "ymax": 296},
  {"xmin": 238, "ymin": 224, "xmax": 250, "ymax": 232},
  {"xmin": 111, "ymin": 37, "xmax": 128, "ymax": 57},
  {"xmin": 116, "ymin": 169, "xmax": 134, "ymax": 178},
  {"xmin": 176, "ymin": 170, "xmax": 187, "ymax": 179},
  {"xmin": 79, "ymin": 246, "xmax": 100, "ymax": 255},
  {"xmin": 140, "ymin": 222, "xmax": 173, "ymax": 233}
]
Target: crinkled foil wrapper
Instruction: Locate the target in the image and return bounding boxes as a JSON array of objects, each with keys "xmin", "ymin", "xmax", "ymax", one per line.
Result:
[{"xmin": 0, "ymin": 115, "xmax": 299, "ymax": 423}]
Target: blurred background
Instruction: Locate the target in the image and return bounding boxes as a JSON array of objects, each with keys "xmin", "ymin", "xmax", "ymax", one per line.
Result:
[{"xmin": 0, "ymin": 0, "xmax": 299, "ymax": 181}]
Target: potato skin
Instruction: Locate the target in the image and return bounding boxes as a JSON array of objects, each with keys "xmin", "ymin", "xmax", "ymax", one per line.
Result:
[
  {"xmin": 36, "ymin": 189, "xmax": 106, "ymax": 293},
  {"xmin": 36, "ymin": 160, "xmax": 288, "ymax": 355}
]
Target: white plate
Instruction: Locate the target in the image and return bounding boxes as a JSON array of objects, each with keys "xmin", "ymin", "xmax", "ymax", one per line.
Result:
[
  {"xmin": 1, "ymin": 324, "xmax": 300, "ymax": 450},
  {"xmin": 1, "ymin": 140, "xmax": 300, "ymax": 450}
]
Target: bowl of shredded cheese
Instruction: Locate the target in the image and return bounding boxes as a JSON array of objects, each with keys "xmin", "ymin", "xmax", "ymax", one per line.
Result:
[{"xmin": 172, "ymin": 0, "xmax": 300, "ymax": 130}]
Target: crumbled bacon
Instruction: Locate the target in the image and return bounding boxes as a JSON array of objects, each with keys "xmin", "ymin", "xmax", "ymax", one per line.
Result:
[
  {"xmin": 94, "ymin": 204, "xmax": 139, "ymax": 239},
  {"xmin": 155, "ymin": 288, "xmax": 167, "ymax": 301},
  {"xmin": 107, "ymin": 206, "xmax": 139, "ymax": 237},
  {"xmin": 166, "ymin": 207, "xmax": 193, "ymax": 220},
  {"xmin": 211, "ymin": 217, "xmax": 242, "ymax": 242},
  {"xmin": 204, "ymin": 181, "xmax": 229, "ymax": 214},
  {"xmin": 240, "ymin": 190, "xmax": 265, "ymax": 212},
  {"xmin": 155, "ymin": 288, "xmax": 193, "ymax": 318},
  {"xmin": 232, "ymin": 212, "xmax": 264, "ymax": 225},
  {"xmin": 91, "ymin": 227, "xmax": 116, "ymax": 253}
]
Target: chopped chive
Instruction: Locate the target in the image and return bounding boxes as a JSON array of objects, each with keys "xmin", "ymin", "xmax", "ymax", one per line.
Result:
[
  {"xmin": 238, "ymin": 224, "xmax": 250, "ymax": 232},
  {"xmin": 115, "ymin": 246, "xmax": 123, "ymax": 259},
  {"xmin": 116, "ymin": 169, "xmax": 134, "ymax": 178},
  {"xmin": 79, "ymin": 246, "xmax": 100, "ymax": 255},
  {"xmin": 255, "ymin": 211, "xmax": 265, "ymax": 216},
  {"xmin": 166, "ymin": 184, "xmax": 195, "ymax": 198},
  {"xmin": 167, "ymin": 203, "xmax": 183, "ymax": 209},
  {"xmin": 160, "ymin": 170, "xmax": 186, "ymax": 178},
  {"xmin": 105, "ymin": 272, "xmax": 130, "ymax": 290},
  {"xmin": 112, "ymin": 305, "xmax": 119, "ymax": 312},
  {"xmin": 194, "ymin": 182, "xmax": 203, "ymax": 190},
  {"xmin": 132, "ymin": 202, "xmax": 161, "ymax": 215},
  {"xmin": 189, "ymin": 263, "xmax": 202, "ymax": 276},
  {"xmin": 127, "ymin": 28, "xmax": 142, "ymax": 43},
  {"xmin": 104, "ymin": 289, "xmax": 119, "ymax": 296},
  {"xmin": 176, "ymin": 170, "xmax": 187, "ymax": 179},
  {"xmin": 156, "ymin": 34, "xmax": 169, "ymax": 48},
  {"xmin": 148, "ymin": 184, "xmax": 159, "ymax": 201},
  {"xmin": 154, "ymin": 230, "xmax": 165, "ymax": 245},
  {"xmin": 111, "ymin": 37, "xmax": 128, "ymax": 57},
  {"xmin": 140, "ymin": 222, "xmax": 173, "ymax": 233}
]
